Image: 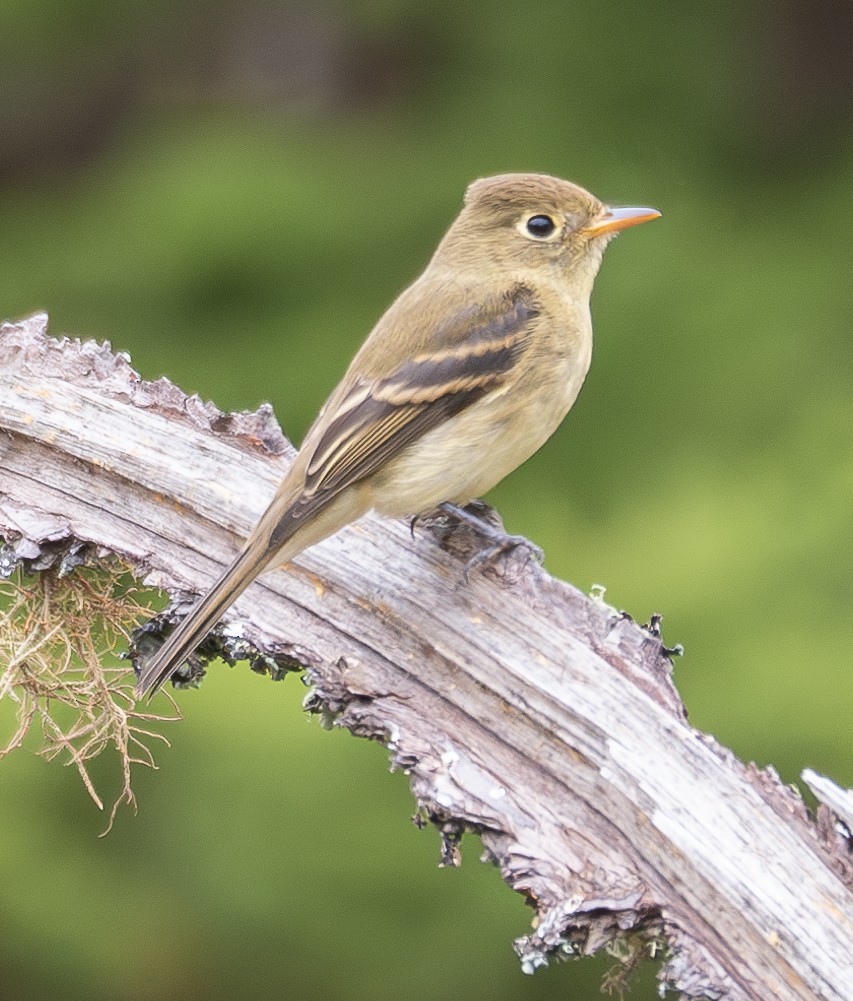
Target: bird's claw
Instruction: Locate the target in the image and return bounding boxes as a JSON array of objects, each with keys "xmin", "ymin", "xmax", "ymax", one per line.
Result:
[{"xmin": 434, "ymin": 502, "xmax": 543, "ymax": 582}]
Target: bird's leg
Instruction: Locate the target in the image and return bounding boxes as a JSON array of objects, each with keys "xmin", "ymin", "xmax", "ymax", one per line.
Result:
[{"xmin": 438, "ymin": 501, "xmax": 544, "ymax": 581}]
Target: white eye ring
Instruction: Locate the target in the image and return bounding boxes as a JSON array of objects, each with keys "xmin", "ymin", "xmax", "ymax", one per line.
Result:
[{"xmin": 517, "ymin": 213, "xmax": 561, "ymax": 241}]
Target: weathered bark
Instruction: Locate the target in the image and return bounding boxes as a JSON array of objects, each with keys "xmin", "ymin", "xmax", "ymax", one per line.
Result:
[{"xmin": 1, "ymin": 314, "xmax": 851, "ymax": 1000}]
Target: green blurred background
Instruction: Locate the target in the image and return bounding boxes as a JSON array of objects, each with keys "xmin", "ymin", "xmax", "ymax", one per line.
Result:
[{"xmin": 1, "ymin": 1, "xmax": 851, "ymax": 998}]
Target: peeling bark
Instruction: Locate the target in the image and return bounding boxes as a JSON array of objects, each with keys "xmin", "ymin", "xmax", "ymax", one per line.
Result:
[{"xmin": 1, "ymin": 314, "xmax": 851, "ymax": 1000}]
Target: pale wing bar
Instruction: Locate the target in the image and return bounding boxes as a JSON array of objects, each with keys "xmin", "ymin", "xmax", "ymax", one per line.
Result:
[{"xmin": 303, "ymin": 290, "xmax": 539, "ymax": 500}]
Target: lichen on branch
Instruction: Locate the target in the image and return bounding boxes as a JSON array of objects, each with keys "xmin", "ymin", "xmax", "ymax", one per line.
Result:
[{"xmin": 0, "ymin": 558, "xmax": 177, "ymax": 833}]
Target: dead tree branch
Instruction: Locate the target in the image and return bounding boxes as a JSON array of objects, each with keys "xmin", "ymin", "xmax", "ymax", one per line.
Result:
[{"xmin": 1, "ymin": 314, "xmax": 851, "ymax": 1000}]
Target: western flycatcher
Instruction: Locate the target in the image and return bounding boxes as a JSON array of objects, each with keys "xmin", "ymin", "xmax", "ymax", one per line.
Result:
[{"xmin": 136, "ymin": 173, "xmax": 660, "ymax": 696}]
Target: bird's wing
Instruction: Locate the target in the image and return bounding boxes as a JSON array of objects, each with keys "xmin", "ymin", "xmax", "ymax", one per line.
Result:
[{"xmin": 297, "ymin": 284, "xmax": 540, "ymax": 507}]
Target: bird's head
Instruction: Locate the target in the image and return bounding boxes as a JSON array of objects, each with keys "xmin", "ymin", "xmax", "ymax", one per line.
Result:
[{"xmin": 436, "ymin": 172, "xmax": 660, "ymax": 298}]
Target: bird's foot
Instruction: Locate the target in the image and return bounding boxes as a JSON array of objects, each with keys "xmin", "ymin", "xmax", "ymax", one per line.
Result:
[{"xmin": 438, "ymin": 501, "xmax": 543, "ymax": 582}]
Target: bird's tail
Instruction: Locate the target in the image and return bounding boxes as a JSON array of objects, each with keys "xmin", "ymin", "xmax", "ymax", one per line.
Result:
[
  {"xmin": 135, "ymin": 537, "xmax": 277, "ymax": 699},
  {"xmin": 135, "ymin": 466, "xmax": 370, "ymax": 699}
]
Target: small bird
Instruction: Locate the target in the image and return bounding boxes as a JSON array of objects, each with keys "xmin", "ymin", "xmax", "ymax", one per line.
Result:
[{"xmin": 136, "ymin": 173, "xmax": 660, "ymax": 696}]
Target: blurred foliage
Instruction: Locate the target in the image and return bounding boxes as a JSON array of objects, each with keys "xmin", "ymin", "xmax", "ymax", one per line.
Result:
[{"xmin": 1, "ymin": 1, "xmax": 852, "ymax": 999}]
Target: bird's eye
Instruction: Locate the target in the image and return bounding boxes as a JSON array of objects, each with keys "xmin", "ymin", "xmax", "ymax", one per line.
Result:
[{"xmin": 525, "ymin": 214, "xmax": 557, "ymax": 238}]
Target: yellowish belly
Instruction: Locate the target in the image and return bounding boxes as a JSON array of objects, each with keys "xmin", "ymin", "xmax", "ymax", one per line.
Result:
[{"xmin": 372, "ymin": 335, "xmax": 592, "ymax": 517}]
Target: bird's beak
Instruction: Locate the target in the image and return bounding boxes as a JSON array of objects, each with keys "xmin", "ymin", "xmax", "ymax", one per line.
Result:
[{"xmin": 583, "ymin": 206, "xmax": 661, "ymax": 237}]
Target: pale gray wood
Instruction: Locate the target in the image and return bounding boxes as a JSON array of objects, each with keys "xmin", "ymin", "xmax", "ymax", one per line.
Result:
[
  {"xmin": 1, "ymin": 314, "xmax": 851, "ymax": 1000},
  {"xmin": 803, "ymin": 770, "xmax": 853, "ymax": 835}
]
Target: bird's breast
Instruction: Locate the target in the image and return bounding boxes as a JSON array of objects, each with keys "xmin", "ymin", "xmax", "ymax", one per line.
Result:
[{"xmin": 371, "ymin": 301, "xmax": 593, "ymax": 516}]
